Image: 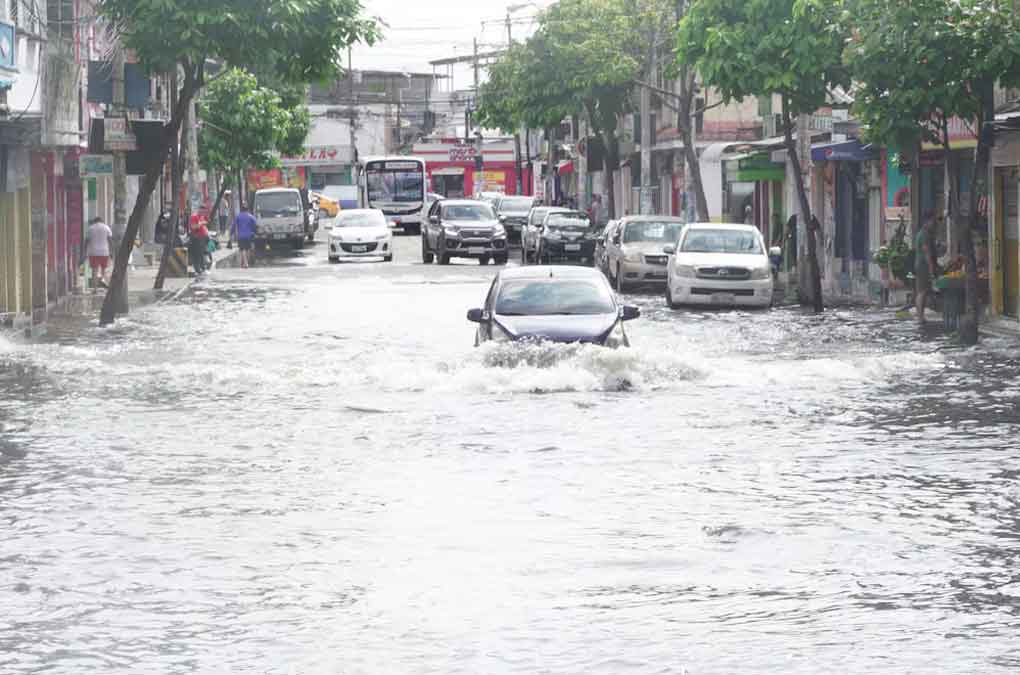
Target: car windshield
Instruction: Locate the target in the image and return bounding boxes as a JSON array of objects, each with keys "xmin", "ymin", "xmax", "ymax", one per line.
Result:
[
  {"xmin": 546, "ymin": 214, "xmax": 591, "ymax": 232},
  {"xmin": 255, "ymin": 193, "xmax": 301, "ymax": 217},
  {"xmin": 335, "ymin": 212, "xmax": 386, "ymax": 228},
  {"xmin": 499, "ymin": 197, "xmax": 534, "ymax": 213},
  {"xmin": 444, "ymin": 204, "xmax": 494, "ymax": 221},
  {"xmin": 495, "ymin": 280, "xmax": 615, "ymax": 316},
  {"xmin": 623, "ymin": 221, "xmax": 684, "ymax": 243},
  {"xmin": 681, "ymin": 229, "xmax": 763, "ymax": 254}
]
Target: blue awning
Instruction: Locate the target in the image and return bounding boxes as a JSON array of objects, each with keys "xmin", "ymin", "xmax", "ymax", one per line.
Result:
[{"xmin": 811, "ymin": 139, "xmax": 877, "ymax": 162}]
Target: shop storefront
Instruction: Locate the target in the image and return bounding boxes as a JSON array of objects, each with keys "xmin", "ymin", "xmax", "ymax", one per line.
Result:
[
  {"xmin": 411, "ymin": 138, "xmax": 532, "ymax": 199},
  {"xmin": 991, "ymin": 125, "xmax": 1020, "ymax": 319}
]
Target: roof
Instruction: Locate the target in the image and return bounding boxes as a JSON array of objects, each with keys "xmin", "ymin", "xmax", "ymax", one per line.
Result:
[
  {"xmin": 497, "ymin": 266, "xmax": 607, "ymax": 281},
  {"xmin": 684, "ymin": 222, "xmax": 760, "ymax": 231},
  {"xmin": 619, "ymin": 215, "xmax": 686, "ymax": 223}
]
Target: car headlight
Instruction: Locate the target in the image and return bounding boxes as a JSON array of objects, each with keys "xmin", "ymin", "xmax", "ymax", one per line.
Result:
[
  {"xmin": 623, "ymin": 248, "xmax": 642, "ymax": 262},
  {"xmin": 750, "ymin": 266, "xmax": 771, "ymax": 280},
  {"xmin": 674, "ymin": 264, "xmax": 696, "ymax": 278},
  {"xmin": 602, "ymin": 321, "xmax": 628, "ymax": 349},
  {"xmin": 445, "ymin": 225, "xmax": 460, "ymax": 235},
  {"xmin": 375, "ymin": 233, "xmax": 389, "ymax": 241}
]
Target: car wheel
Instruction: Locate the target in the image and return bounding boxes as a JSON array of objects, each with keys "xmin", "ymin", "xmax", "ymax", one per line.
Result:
[
  {"xmin": 665, "ymin": 283, "xmax": 679, "ymax": 309},
  {"xmin": 421, "ymin": 236, "xmax": 433, "ymax": 264},
  {"xmin": 479, "ymin": 256, "xmax": 490, "ymax": 265},
  {"xmin": 494, "ymin": 254, "xmax": 508, "ymax": 265},
  {"xmin": 384, "ymin": 255, "xmax": 393, "ymax": 263},
  {"xmin": 521, "ymin": 244, "xmax": 528, "ymax": 265},
  {"xmin": 438, "ymin": 240, "xmax": 451, "ymax": 265},
  {"xmin": 328, "ymin": 256, "xmax": 339, "ymax": 264}
]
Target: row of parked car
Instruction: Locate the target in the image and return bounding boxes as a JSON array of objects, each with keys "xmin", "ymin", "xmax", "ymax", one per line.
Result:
[{"xmin": 425, "ymin": 193, "xmax": 780, "ymax": 310}]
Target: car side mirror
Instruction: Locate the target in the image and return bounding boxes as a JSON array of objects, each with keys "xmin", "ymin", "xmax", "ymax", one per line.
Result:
[
  {"xmin": 466, "ymin": 308, "xmax": 486, "ymax": 323},
  {"xmin": 620, "ymin": 305, "xmax": 641, "ymax": 321},
  {"xmin": 430, "ymin": 215, "xmax": 440, "ymax": 225},
  {"xmin": 663, "ymin": 244, "xmax": 676, "ymax": 255}
]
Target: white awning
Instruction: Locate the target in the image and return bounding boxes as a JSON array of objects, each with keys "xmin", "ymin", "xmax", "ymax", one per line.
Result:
[{"xmin": 430, "ymin": 167, "xmax": 465, "ymax": 176}]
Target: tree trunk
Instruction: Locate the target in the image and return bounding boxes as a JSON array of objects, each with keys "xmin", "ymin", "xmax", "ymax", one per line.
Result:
[
  {"xmin": 678, "ymin": 71, "xmax": 709, "ymax": 221},
  {"xmin": 155, "ymin": 88, "xmax": 188, "ymax": 291},
  {"xmin": 103, "ymin": 69, "xmax": 197, "ymax": 325},
  {"xmin": 601, "ymin": 127, "xmax": 619, "ymax": 220},
  {"xmin": 960, "ymin": 85, "xmax": 995, "ymax": 345},
  {"xmin": 207, "ymin": 182, "xmax": 229, "ymax": 233},
  {"xmin": 782, "ymin": 103, "xmax": 823, "ymax": 312}
]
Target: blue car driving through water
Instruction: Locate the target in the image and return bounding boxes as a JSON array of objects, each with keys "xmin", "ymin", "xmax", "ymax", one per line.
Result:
[{"xmin": 467, "ymin": 266, "xmax": 640, "ymax": 347}]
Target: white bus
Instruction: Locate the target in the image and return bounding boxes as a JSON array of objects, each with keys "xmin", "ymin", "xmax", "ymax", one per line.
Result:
[{"xmin": 357, "ymin": 156, "xmax": 428, "ymax": 235}]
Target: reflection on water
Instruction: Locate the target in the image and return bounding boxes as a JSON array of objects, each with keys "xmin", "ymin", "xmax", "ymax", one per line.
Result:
[{"xmin": 1, "ymin": 262, "xmax": 1019, "ymax": 674}]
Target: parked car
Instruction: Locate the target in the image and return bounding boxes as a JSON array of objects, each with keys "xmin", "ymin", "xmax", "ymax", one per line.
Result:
[
  {"xmin": 467, "ymin": 266, "xmax": 640, "ymax": 346},
  {"xmin": 495, "ymin": 195, "xmax": 536, "ymax": 243},
  {"xmin": 663, "ymin": 223, "xmax": 775, "ymax": 308},
  {"xmin": 313, "ymin": 191, "xmax": 341, "ymax": 219},
  {"xmin": 536, "ymin": 210, "xmax": 598, "ymax": 264},
  {"xmin": 421, "ymin": 199, "xmax": 509, "ymax": 265},
  {"xmin": 594, "ymin": 220, "xmax": 619, "ymax": 274},
  {"xmin": 253, "ymin": 187, "xmax": 307, "ymax": 249},
  {"xmin": 327, "ymin": 209, "xmax": 393, "ymax": 263},
  {"xmin": 604, "ymin": 215, "xmax": 687, "ymax": 291},
  {"xmin": 521, "ymin": 206, "xmax": 569, "ymax": 263}
]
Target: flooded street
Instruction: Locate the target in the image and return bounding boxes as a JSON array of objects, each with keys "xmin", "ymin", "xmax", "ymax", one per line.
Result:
[{"xmin": 3, "ymin": 236, "xmax": 1020, "ymax": 673}]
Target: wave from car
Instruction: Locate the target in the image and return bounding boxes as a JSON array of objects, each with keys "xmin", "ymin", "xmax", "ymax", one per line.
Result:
[
  {"xmin": 327, "ymin": 209, "xmax": 393, "ymax": 263},
  {"xmin": 467, "ymin": 266, "xmax": 640, "ymax": 347},
  {"xmin": 663, "ymin": 223, "xmax": 775, "ymax": 308}
]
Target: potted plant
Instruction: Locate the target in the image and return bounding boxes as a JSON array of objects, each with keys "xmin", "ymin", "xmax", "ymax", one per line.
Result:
[{"xmin": 873, "ymin": 221, "xmax": 913, "ymax": 289}]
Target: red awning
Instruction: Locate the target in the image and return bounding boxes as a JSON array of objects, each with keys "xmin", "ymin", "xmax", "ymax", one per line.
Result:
[{"xmin": 557, "ymin": 160, "xmax": 574, "ymax": 176}]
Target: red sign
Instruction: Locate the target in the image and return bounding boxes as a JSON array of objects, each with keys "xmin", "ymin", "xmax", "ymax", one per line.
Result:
[{"xmin": 448, "ymin": 144, "xmax": 477, "ymax": 162}]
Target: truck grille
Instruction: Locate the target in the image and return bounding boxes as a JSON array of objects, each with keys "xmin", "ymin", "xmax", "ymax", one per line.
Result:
[
  {"xmin": 696, "ymin": 266, "xmax": 750, "ymax": 280},
  {"xmin": 644, "ymin": 255, "xmax": 668, "ymax": 266}
]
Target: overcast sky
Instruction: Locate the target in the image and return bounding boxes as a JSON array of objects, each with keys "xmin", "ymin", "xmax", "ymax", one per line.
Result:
[{"xmin": 351, "ymin": 0, "xmax": 551, "ymax": 87}]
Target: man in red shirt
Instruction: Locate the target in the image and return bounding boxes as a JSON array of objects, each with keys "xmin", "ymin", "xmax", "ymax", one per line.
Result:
[{"xmin": 189, "ymin": 214, "xmax": 211, "ymax": 275}]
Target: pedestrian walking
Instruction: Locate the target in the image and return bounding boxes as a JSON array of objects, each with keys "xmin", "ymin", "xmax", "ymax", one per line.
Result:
[
  {"xmin": 188, "ymin": 214, "xmax": 211, "ymax": 275},
  {"xmin": 914, "ymin": 213, "xmax": 937, "ymax": 324},
  {"xmin": 232, "ymin": 203, "xmax": 258, "ymax": 269},
  {"xmin": 85, "ymin": 216, "xmax": 113, "ymax": 290}
]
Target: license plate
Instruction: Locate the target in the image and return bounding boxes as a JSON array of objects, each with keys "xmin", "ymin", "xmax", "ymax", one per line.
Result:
[
  {"xmin": 565, "ymin": 244, "xmax": 581, "ymax": 251},
  {"xmin": 711, "ymin": 293, "xmax": 736, "ymax": 304},
  {"xmin": 351, "ymin": 245, "xmax": 368, "ymax": 253},
  {"xmin": 272, "ymin": 233, "xmax": 286, "ymax": 240},
  {"xmin": 467, "ymin": 246, "xmax": 486, "ymax": 255}
]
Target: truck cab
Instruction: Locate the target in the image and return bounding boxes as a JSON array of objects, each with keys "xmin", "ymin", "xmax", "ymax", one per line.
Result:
[{"xmin": 253, "ymin": 188, "xmax": 306, "ymax": 249}]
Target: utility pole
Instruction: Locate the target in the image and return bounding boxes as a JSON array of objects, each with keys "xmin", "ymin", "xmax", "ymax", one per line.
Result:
[
  {"xmin": 110, "ymin": 46, "xmax": 129, "ymax": 315},
  {"xmin": 639, "ymin": 27, "xmax": 656, "ymax": 215},
  {"xmin": 155, "ymin": 72, "xmax": 181, "ymax": 291},
  {"xmin": 186, "ymin": 94, "xmax": 201, "ymax": 221},
  {"xmin": 506, "ymin": 11, "xmax": 513, "ymax": 45},
  {"xmin": 473, "ymin": 38, "xmax": 480, "ymax": 93}
]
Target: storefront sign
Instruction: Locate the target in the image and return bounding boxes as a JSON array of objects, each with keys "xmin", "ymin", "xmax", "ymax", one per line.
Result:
[
  {"xmin": 104, "ymin": 118, "xmax": 138, "ymax": 151},
  {"xmin": 79, "ymin": 154, "xmax": 114, "ymax": 178},
  {"xmin": 448, "ymin": 144, "xmax": 477, "ymax": 162},
  {"xmin": 247, "ymin": 167, "xmax": 307, "ymax": 192},
  {"xmin": 281, "ymin": 145, "xmax": 353, "ymax": 167},
  {"xmin": 0, "ymin": 21, "xmax": 16, "ymax": 74}
]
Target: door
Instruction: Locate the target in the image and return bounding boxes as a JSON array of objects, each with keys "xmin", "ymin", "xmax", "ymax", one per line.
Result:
[
  {"xmin": 426, "ymin": 200, "xmax": 442, "ymax": 248},
  {"xmin": 1002, "ymin": 169, "xmax": 1019, "ymax": 317}
]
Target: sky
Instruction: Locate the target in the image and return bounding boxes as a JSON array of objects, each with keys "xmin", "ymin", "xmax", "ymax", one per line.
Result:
[{"xmin": 351, "ymin": 0, "xmax": 552, "ymax": 89}]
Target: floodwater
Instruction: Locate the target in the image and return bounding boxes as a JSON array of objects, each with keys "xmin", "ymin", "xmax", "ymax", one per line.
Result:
[{"xmin": 2, "ymin": 237, "xmax": 1020, "ymax": 673}]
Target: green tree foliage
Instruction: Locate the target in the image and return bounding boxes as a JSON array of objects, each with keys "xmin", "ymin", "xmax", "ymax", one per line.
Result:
[
  {"xmin": 677, "ymin": 0, "xmax": 849, "ymax": 312},
  {"xmin": 199, "ymin": 68, "xmax": 309, "ymax": 174},
  {"xmin": 96, "ymin": 0, "xmax": 378, "ymax": 325},
  {"xmin": 476, "ymin": 0, "xmax": 655, "ymax": 218},
  {"xmin": 844, "ymin": 0, "xmax": 1020, "ymax": 343}
]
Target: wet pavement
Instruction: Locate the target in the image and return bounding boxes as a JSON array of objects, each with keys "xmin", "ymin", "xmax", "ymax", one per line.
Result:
[{"xmin": 2, "ymin": 234, "xmax": 1020, "ymax": 673}]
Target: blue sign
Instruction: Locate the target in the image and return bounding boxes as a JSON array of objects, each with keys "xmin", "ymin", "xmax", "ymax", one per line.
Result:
[{"xmin": 0, "ymin": 22, "xmax": 15, "ymax": 73}]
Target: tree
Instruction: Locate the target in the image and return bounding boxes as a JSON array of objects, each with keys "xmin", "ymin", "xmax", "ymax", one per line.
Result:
[
  {"xmin": 845, "ymin": 0, "xmax": 1020, "ymax": 344},
  {"xmin": 97, "ymin": 0, "xmax": 378, "ymax": 326},
  {"xmin": 198, "ymin": 68, "xmax": 311, "ymax": 222},
  {"xmin": 677, "ymin": 0, "xmax": 849, "ymax": 312},
  {"xmin": 476, "ymin": 0, "xmax": 647, "ymax": 219}
]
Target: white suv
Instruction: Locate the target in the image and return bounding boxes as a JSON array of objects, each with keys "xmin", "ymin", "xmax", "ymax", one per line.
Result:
[{"xmin": 664, "ymin": 222, "xmax": 775, "ymax": 308}]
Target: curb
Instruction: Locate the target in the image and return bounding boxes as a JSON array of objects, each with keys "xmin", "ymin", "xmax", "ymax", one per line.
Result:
[{"xmin": 160, "ymin": 248, "xmax": 240, "ymax": 305}]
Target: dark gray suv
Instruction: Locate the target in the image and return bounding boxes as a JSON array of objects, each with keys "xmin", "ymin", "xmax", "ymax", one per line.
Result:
[{"xmin": 422, "ymin": 199, "xmax": 509, "ymax": 265}]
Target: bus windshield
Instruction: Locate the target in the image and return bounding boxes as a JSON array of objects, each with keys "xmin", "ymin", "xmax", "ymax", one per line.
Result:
[{"xmin": 366, "ymin": 161, "xmax": 424, "ymax": 203}]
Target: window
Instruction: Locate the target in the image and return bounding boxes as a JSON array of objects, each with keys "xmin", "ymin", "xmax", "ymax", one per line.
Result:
[
  {"xmin": 496, "ymin": 280, "xmax": 615, "ymax": 316},
  {"xmin": 46, "ymin": 0, "xmax": 74, "ymax": 41},
  {"xmin": 680, "ymin": 229, "xmax": 763, "ymax": 254}
]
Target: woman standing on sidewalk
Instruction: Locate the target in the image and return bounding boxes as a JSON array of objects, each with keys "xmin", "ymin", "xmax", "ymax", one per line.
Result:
[{"xmin": 188, "ymin": 214, "xmax": 211, "ymax": 275}]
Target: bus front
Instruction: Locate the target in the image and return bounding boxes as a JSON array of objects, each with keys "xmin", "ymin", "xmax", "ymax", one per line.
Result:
[{"xmin": 363, "ymin": 158, "xmax": 426, "ymax": 235}]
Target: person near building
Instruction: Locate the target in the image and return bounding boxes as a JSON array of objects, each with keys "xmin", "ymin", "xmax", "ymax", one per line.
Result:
[
  {"xmin": 85, "ymin": 217, "xmax": 113, "ymax": 290},
  {"xmin": 233, "ymin": 203, "xmax": 258, "ymax": 269},
  {"xmin": 914, "ymin": 214, "xmax": 937, "ymax": 324},
  {"xmin": 188, "ymin": 214, "xmax": 211, "ymax": 275}
]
